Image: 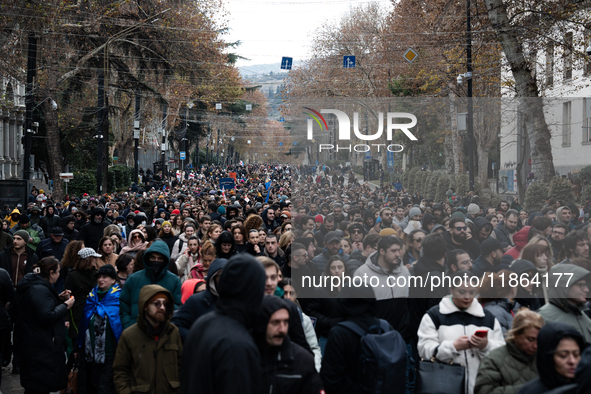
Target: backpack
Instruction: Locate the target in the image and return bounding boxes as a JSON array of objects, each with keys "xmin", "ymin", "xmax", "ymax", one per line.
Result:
[{"xmin": 339, "ymin": 319, "xmax": 407, "ymax": 394}]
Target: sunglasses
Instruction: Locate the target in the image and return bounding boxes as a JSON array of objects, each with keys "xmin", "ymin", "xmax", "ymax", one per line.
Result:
[
  {"xmin": 454, "ymin": 226, "xmax": 467, "ymax": 232},
  {"xmin": 150, "ymin": 300, "xmax": 168, "ymax": 309},
  {"xmin": 352, "ymin": 230, "xmax": 363, "ymax": 234}
]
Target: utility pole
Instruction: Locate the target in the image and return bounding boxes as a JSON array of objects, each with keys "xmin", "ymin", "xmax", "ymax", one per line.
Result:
[
  {"xmin": 24, "ymin": 33, "xmax": 37, "ymax": 181},
  {"xmin": 161, "ymin": 103, "xmax": 167, "ymax": 183},
  {"xmin": 467, "ymin": 0, "xmax": 475, "ymax": 192},
  {"xmin": 96, "ymin": 67, "xmax": 105, "ymax": 195},
  {"xmin": 134, "ymin": 92, "xmax": 140, "ymax": 184}
]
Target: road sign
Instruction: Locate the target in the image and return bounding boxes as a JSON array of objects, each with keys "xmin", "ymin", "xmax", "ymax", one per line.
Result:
[
  {"xmin": 343, "ymin": 56, "xmax": 356, "ymax": 68},
  {"xmin": 365, "ymin": 150, "xmax": 371, "ymax": 161},
  {"xmin": 281, "ymin": 57, "xmax": 293, "ymax": 70},
  {"xmin": 293, "ymin": 142, "xmax": 297, "ymax": 145},
  {"xmin": 492, "ymin": 162, "xmax": 496, "ymax": 170},
  {"xmin": 59, "ymin": 173, "xmax": 74, "ymax": 180},
  {"xmin": 404, "ymin": 48, "xmax": 418, "ymax": 63},
  {"xmin": 279, "ymin": 117, "xmax": 284, "ymax": 122},
  {"xmin": 387, "ymin": 150, "xmax": 394, "ymax": 168},
  {"xmin": 279, "ymin": 142, "xmax": 283, "ymax": 146},
  {"xmin": 220, "ymin": 177, "xmax": 235, "ymax": 189},
  {"xmin": 216, "ymin": 103, "xmax": 222, "ymax": 110},
  {"xmin": 246, "ymin": 104, "xmax": 252, "ymax": 111},
  {"xmin": 169, "ymin": 158, "xmax": 178, "ymax": 164},
  {"xmin": 180, "ymin": 151, "xmax": 186, "ymax": 160}
]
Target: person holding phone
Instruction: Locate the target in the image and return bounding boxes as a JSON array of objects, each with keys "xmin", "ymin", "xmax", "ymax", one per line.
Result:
[{"xmin": 418, "ymin": 270, "xmax": 505, "ymax": 394}]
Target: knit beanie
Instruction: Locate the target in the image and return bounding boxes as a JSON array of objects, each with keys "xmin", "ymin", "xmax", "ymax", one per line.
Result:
[{"xmin": 14, "ymin": 230, "xmax": 30, "ymax": 243}]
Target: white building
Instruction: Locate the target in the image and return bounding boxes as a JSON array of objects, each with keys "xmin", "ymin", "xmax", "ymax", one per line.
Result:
[
  {"xmin": 0, "ymin": 75, "xmax": 25, "ymax": 180},
  {"xmin": 499, "ymin": 25, "xmax": 591, "ymax": 193}
]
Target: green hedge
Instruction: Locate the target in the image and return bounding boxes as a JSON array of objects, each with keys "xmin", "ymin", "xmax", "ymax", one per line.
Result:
[
  {"xmin": 67, "ymin": 171, "xmax": 97, "ymax": 197},
  {"xmin": 524, "ymin": 181, "xmax": 550, "ymax": 212},
  {"xmin": 108, "ymin": 165, "xmax": 133, "ymax": 192},
  {"xmin": 579, "ymin": 165, "xmax": 591, "ymax": 186},
  {"xmin": 435, "ymin": 175, "xmax": 451, "ymax": 202},
  {"xmin": 549, "ymin": 177, "xmax": 575, "ymax": 206}
]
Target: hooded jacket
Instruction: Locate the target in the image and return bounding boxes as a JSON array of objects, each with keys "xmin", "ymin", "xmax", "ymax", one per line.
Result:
[
  {"xmin": 80, "ymin": 208, "xmax": 110, "ymax": 250},
  {"xmin": 215, "ymin": 231, "xmax": 237, "ymax": 260},
  {"xmin": 180, "ymin": 254, "xmax": 266, "ymax": 394},
  {"xmin": 473, "ymin": 217, "xmax": 493, "ymax": 243},
  {"xmin": 493, "ymin": 220, "xmax": 517, "ymax": 246},
  {"xmin": 14, "ymin": 273, "xmax": 69, "ymax": 392},
  {"xmin": 59, "ymin": 215, "xmax": 81, "ymax": 242},
  {"xmin": 538, "ymin": 264, "xmax": 591, "ymax": 343},
  {"xmin": 170, "ymin": 258, "xmax": 228, "ymax": 343},
  {"xmin": 505, "ymin": 226, "xmax": 531, "ymax": 260},
  {"xmin": 40, "ymin": 205, "xmax": 60, "ymax": 236},
  {"xmin": 113, "ymin": 285, "xmax": 182, "ymax": 394},
  {"xmin": 5, "ymin": 207, "xmax": 21, "ymax": 229},
  {"xmin": 418, "ymin": 297, "xmax": 505, "ymax": 394},
  {"xmin": 10, "ymin": 222, "xmax": 44, "ymax": 251},
  {"xmin": 474, "ymin": 339, "xmax": 537, "ymax": 394},
  {"xmin": 255, "ymin": 297, "xmax": 324, "ymax": 394},
  {"xmin": 320, "ymin": 284, "xmax": 382, "ymax": 394},
  {"xmin": 511, "ymin": 259, "xmax": 543, "ymax": 311},
  {"xmin": 517, "ymin": 322, "xmax": 585, "ymax": 394},
  {"xmin": 354, "ymin": 251, "xmax": 413, "ymax": 342},
  {"xmin": 119, "ymin": 240, "xmax": 181, "ymax": 329}
]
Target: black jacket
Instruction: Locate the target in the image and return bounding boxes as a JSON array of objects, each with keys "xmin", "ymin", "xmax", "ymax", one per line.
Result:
[
  {"xmin": 305, "ymin": 289, "xmax": 343, "ymax": 337},
  {"xmin": 444, "ymin": 231, "xmax": 481, "ymax": 260},
  {"xmin": 171, "ymin": 259, "xmax": 227, "ymax": 343},
  {"xmin": 36, "ymin": 237, "xmax": 69, "ymax": 261},
  {"xmin": 180, "ymin": 254, "xmax": 266, "ymax": 394},
  {"xmin": 40, "ymin": 213, "xmax": 60, "ymax": 237},
  {"xmin": 59, "ymin": 216, "xmax": 81, "ymax": 242},
  {"xmin": 0, "ymin": 268, "xmax": 14, "ymax": 330},
  {"xmin": 517, "ymin": 322, "xmax": 585, "ymax": 394},
  {"xmin": 79, "ymin": 208, "xmax": 109, "ymax": 250},
  {"xmin": 255, "ymin": 297, "xmax": 323, "ymax": 394},
  {"xmin": 409, "ymin": 256, "xmax": 448, "ymax": 340},
  {"xmin": 321, "ymin": 285, "xmax": 381, "ymax": 394},
  {"xmin": 159, "ymin": 231, "xmax": 178, "ymax": 254},
  {"xmin": 64, "ymin": 268, "xmax": 97, "ymax": 344},
  {"xmin": 14, "ymin": 273, "xmax": 68, "ymax": 392}
]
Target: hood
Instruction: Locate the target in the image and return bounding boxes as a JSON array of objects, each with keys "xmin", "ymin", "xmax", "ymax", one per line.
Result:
[
  {"xmin": 547, "ymin": 264, "xmax": 591, "ymax": 301},
  {"xmin": 59, "ymin": 215, "xmax": 75, "ymax": 231},
  {"xmin": 143, "ymin": 239, "xmax": 171, "ymax": 269},
  {"xmin": 206, "ymin": 258, "xmax": 228, "ymax": 295},
  {"xmin": 473, "ymin": 217, "xmax": 492, "ymax": 232},
  {"xmin": 16, "ymin": 272, "xmax": 54, "ymax": 296},
  {"xmin": 181, "ymin": 279, "xmax": 205, "ymax": 304},
  {"xmin": 260, "ymin": 207, "xmax": 276, "ymax": 224},
  {"xmin": 575, "ymin": 347, "xmax": 591, "ymax": 393},
  {"xmin": 254, "ymin": 296, "xmax": 289, "ymax": 338},
  {"xmin": 216, "ymin": 254, "xmax": 265, "ymax": 329},
  {"xmin": 556, "ymin": 206, "xmax": 570, "ymax": 225},
  {"xmin": 89, "ymin": 207, "xmax": 105, "ymax": 223},
  {"xmin": 9, "ymin": 208, "xmax": 20, "ymax": 217},
  {"xmin": 137, "ymin": 284, "xmax": 174, "ymax": 331},
  {"xmin": 422, "ymin": 212, "xmax": 436, "ymax": 227},
  {"xmin": 536, "ymin": 322, "xmax": 585, "ymax": 389},
  {"xmin": 513, "ymin": 226, "xmax": 531, "ymax": 248},
  {"xmin": 528, "ymin": 212, "xmax": 543, "ymax": 226},
  {"xmin": 338, "ymin": 284, "xmax": 376, "ymax": 319}
]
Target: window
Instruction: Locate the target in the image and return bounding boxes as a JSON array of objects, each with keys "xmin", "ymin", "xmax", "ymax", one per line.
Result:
[
  {"xmin": 562, "ymin": 101, "xmax": 571, "ymax": 146},
  {"xmin": 584, "ymin": 98, "xmax": 591, "ymax": 143},
  {"xmin": 546, "ymin": 42, "xmax": 554, "ymax": 87},
  {"xmin": 564, "ymin": 32, "xmax": 573, "ymax": 81}
]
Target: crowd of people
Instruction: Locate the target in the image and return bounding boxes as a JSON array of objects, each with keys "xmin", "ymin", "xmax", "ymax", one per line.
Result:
[{"xmin": 0, "ymin": 162, "xmax": 590, "ymax": 394}]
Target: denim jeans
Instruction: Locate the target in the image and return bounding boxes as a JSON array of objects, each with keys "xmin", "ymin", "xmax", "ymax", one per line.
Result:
[{"xmin": 405, "ymin": 341, "xmax": 417, "ymax": 394}]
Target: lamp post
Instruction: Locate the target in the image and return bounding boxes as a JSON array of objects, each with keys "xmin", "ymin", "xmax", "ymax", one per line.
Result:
[
  {"xmin": 466, "ymin": 0, "xmax": 474, "ymax": 192},
  {"xmin": 133, "ymin": 92, "xmax": 140, "ymax": 185}
]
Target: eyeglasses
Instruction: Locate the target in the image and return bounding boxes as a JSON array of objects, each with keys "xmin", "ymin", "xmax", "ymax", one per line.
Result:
[
  {"xmin": 454, "ymin": 226, "xmax": 467, "ymax": 232},
  {"xmin": 575, "ymin": 282, "xmax": 589, "ymax": 289},
  {"xmin": 352, "ymin": 230, "xmax": 363, "ymax": 234},
  {"xmin": 132, "ymin": 235, "xmax": 142, "ymax": 239},
  {"xmin": 150, "ymin": 300, "xmax": 168, "ymax": 309}
]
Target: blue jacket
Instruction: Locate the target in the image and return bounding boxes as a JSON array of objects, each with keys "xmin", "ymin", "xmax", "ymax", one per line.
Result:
[{"xmin": 119, "ymin": 240, "xmax": 182, "ymax": 329}]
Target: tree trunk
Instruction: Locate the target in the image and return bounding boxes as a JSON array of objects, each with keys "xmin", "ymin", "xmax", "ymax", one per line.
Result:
[
  {"xmin": 476, "ymin": 143, "xmax": 489, "ymax": 191},
  {"xmin": 483, "ymin": 0, "xmax": 555, "ymax": 183},
  {"xmin": 448, "ymin": 88, "xmax": 462, "ymax": 174},
  {"xmin": 42, "ymin": 92, "xmax": 64, "ymax": 200}
]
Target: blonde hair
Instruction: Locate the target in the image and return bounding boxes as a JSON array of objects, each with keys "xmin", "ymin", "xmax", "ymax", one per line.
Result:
[
  {"xmin": 505, "ymin": 309, "xmax": 544, "ymax": 342},
  {"xmin": 279, "ymin": 231, "xmax": 295, "ymax": 250}
]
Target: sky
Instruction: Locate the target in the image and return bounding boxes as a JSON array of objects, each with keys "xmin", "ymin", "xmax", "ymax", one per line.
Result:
[{"xmin": 224, "ymin": 0, "xmax": 393, "ymax": 69}]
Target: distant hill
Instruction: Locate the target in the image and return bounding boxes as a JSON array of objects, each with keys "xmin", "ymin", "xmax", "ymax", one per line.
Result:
[{"xmin": 238, "ymin": 61, "xmax": 302, "ymax": 79}]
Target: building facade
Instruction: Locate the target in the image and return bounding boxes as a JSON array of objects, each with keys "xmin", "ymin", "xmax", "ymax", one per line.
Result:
[{"xmin": 0, "ymin": 76, "xmax": 25, "ymax": 180}]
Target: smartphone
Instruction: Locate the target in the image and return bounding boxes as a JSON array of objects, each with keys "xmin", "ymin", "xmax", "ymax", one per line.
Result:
[{"xmin": 474, "ymin": 330, "xmax": 488, "ymax": 338}]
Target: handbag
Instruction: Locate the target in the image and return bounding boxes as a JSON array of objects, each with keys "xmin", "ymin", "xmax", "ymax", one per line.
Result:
[
  {"xmin": 415, "ymin": 357, "xmax": 465, "ymax": 394},
  {"xmin": 61, "ymin": 356, "xmax": 79, "ymax": 394}
]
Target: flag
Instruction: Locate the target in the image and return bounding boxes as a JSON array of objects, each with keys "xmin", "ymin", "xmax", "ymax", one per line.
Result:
[
  {"xmin": 239, "ymin": 160, "xmax": 244, "ymax": 166},
  {"xmin": 264, "ymin": 180, "xmax": 272, "ymax": 203}
]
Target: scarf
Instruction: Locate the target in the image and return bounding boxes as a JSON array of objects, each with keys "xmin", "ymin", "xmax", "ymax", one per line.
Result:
[
  {"xmin": 190, "ymin": 263, "xmax": 207, "ymax": 280},
  {"xmin": 77, "ymin": 284, "xmax": 123, "ymax": 349}
]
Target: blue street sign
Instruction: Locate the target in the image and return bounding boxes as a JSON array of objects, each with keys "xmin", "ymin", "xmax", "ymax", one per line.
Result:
[
  {"xmin": 492, "ymin": 162, "xmax": 496, "ymax": 170},
  {"xmin": 180, "ymin": 151, "xmax": 186, "ymax": 160},
  {"xmin": 279, "ymin": 142, "xmax": 283, "ymax": 146},
  {"xmin": 365, "ymin": 150, "xmax": 371, "ymax": 160},
  {"xmin": 279, "ymin": 117, "xmax": 285, "ymax": 122},
  {"xmin": 343, "ymin": 55, "xmax": 356, "ymax": 68},
  {"xmin": 293, "ymin": 142, "xmax": 297, "ymax": 145},
  {"xmin": 315, "ymin": 160, "xmax": 319, "ymax": 166},
  {"xmin": 219, "ymin": 177, "xmax": 235, "ymax": 189},
  {"xmin": 281, "ymin": 57, "xmax": 293, "ymax": 70},
  {"xmin": 387, "ymin": 149, "xmax": 394, "ymax": 168}
]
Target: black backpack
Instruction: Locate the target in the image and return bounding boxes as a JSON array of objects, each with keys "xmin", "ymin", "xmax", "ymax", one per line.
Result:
[{"xmin": 339, "ymin": 319, "xmax": 407, "ymax": 394}]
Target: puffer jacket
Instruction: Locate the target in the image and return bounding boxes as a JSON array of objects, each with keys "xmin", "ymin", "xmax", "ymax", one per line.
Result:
[
  {"xmin": 113, "ymin": 285, "xmax": 182, "ymax": 394},
  {"xmin": 538, "ymin": 264, "xmax": 591, "ymax": 343},
  {"xmin": 483, "ymin": 299, "xmax": 521, "ymax": 334},
  {"xmin": 418, "ymin": 297, "xmax": 505, "ymax": 394},
  {"xmin": 5, "ymin": 207, "xmax": 21, "ymax": 229},
  {"xmin": 119, "ymin": 240, "xmax": 181, "ymax": 329},
  {"xmin": 504, "ymin": 226, "xmax": 530, "ymax": 260},
  {"xmin": 474, "ymin": 340, "xmax": 537, "ymax": 394}
]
